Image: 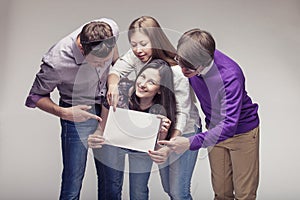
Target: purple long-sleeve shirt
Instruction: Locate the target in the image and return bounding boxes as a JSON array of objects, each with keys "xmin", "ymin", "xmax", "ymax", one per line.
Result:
[{"xmin": 189, "ymin": 50, "xmax": 259, "ymax": 150}]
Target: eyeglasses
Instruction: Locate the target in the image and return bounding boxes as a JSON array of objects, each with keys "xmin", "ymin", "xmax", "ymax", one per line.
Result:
[
  {"xmin": 81, "ymin": 37, "xmax": 116, "ymax": 49},
  {"xmin": 174, "ymin": 56, "xmax": 199, "ymax": 73}
]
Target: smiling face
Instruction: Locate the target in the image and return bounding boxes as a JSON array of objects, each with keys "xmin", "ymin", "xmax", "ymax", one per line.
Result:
[
  {"xmin": 135, "ymin": 68, "xmax": 161, "ymax": 103},
  {"xmin": 130, "ymin": 32, "xmax": 153, "ymax": 63}
]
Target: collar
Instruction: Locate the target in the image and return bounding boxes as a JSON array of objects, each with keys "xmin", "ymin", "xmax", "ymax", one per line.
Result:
[
  {"xmin": 73, "ymin": 35, "xmax": 85, "ymax": 65},
  {"xmin": 198, "ymin": 60, "xmax": 214, "ymax": 76}
]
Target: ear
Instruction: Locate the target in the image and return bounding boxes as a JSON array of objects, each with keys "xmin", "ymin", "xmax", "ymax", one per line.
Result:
[
  {"xmin": 76, "ymin": 36, "xmax": 85, "ymax": 55},
  {"xmin": 79, "ymin": 43, "xmax": 85, "ymax": 55}
]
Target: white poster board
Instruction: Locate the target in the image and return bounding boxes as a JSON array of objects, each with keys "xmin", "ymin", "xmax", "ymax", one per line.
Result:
[{"xmin": 103, "ymin": 107, "xmax": 161, "ymax": 152}]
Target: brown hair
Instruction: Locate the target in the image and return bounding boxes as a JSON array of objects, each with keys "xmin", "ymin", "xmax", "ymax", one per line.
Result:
[
  {"xmin": 128, "ymin": 16, "xmax": 177, "ymax": 66},
  {"xmin": 177, "ymin": 28, "xmax": 215, "ymax": 68},
  {"xmin": 80, "ymin": 21, "xmax": 115, "ymax": 57}
]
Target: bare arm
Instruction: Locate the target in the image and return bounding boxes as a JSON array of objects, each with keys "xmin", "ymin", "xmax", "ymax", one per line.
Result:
[
  {"xmin": 111, "ymin": 45, "xmax": 119, "ymax": 64},
  {"xmin": 106, "ymin": 73, "xmax": 120, "ymax": 111}
]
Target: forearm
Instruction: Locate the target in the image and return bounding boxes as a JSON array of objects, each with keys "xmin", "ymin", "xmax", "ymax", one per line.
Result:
[
  {"xmin": 107, "ymin": 73, "xmax": 120, "ymax": 89},
  {"xmin": 35, "ymin": 97, "xmax": 63, "ymax": 118},
  {"xmin": 111, "ymin": 45, "xmax": 119, "ymax": 64}
]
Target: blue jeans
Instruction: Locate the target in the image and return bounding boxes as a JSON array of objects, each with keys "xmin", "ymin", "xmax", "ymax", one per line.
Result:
[
  {"xmin": 59, "ymin": 101, "xmax": 104, "ymax": 200},
  {"xmin": 159, "ymin": 127, "xmax": 201, "ymax": 200},
  {"xmin": 93, "ymin": 145, "xmax": 153, "ymax": 200}
]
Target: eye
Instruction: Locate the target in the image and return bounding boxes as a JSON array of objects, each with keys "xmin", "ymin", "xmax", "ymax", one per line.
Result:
[
  {"xmin": 140, "ymin": 74, "xmax": 146, "ymax": 79},
  {"xmin": 140, "ymin": 42, "xmax": 148, "ymax": 47},
  {"xmin": 148, "ymin": 80, "xmax": 158, "ymax": 86},
  {"xmin": 130, "ymin": 42, "xmax": 137, "ymax": 48}
]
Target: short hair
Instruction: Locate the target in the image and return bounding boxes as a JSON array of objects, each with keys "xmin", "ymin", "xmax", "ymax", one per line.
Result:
[
  {"xmin": 80, "ymin": 21, "xmax": 116, "ymax": 57},
  {"xmin": 128, "ymin": 16, "xmax": 177, "ymax": 66},
  {"xmin": 130, "ymin": 59, "xmax": 177, "ymax": 140},
  {"xmin": 177, "ymin": 28, "xmax": 215, "ymax": 68}
]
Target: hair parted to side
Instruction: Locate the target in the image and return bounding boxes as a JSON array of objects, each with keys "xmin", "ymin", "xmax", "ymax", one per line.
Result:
[
  {"xmin": 130, "ymin": 59, "xmax": 177, "ymax": 140},
  {"xmin": 80, "ymin": 21, "xmax": 115, "ymax": 57},
  {"xmin": 128, "ymin": 16, "xmax": 177, "ymax": 66},
  {"xmin": 177, "ymin": 28, "xmax": 216, "ymax": 68}
]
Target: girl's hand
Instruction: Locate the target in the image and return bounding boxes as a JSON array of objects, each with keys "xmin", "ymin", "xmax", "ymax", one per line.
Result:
[
  {"xmin": 148, "ymin": 146, "xmax": 171, "ymax": 164},
  {"xmin": 107, "ymin": 84, "xmax": 120, "ymax": 111},
  {"xmin": 157, "ymin": 115, "xmax": 172, "ymax": 140},
  {"xmin": 88, "ymin": 134, "xmax": 105, "ymax": 149}
]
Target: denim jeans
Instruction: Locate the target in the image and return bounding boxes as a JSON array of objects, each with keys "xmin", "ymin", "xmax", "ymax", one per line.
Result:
[
  {"xmin": 59, "ymin": 101, "xmax": 103, "ymax": 200},
  {"xmin": 93, "ymin": 145, "xmax": 153, "ymax": 200},
  {"xmin": 159, "ymin": 127, "xmax": 201, "ymax": 200}
]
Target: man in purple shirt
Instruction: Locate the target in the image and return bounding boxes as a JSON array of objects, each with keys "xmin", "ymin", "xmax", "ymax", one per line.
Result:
[
  {"xmin": 25, "ymin": 18, "xmax": 119, "ymax": 199},
  {"xmin": 160, "ymin": 29, "xmax": 260, "ymax": 200}
]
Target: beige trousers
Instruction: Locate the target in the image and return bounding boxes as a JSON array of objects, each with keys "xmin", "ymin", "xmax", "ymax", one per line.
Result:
[{"xmin": 208, "ymin": 126, "xmax": 260, "ymax": 200}]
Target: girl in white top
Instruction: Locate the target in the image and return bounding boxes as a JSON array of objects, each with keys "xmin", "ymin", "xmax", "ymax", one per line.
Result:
[{"xmin": 104, "ymin": 16, "xmax": 201, "ymax": 200}]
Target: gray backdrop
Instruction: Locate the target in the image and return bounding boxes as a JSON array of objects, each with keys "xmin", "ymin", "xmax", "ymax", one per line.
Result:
[{"xmin": 1, "ymin": 0, "xmax": 299, "ymax": 199}]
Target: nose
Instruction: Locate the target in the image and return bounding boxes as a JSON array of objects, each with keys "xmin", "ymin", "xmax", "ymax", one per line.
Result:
[
  {"xmin": 134, "ymin": 44, "xmax": 145, "ymax": 53},
  {"xmin": 138, "ymin": 79, "xmax": 147, "ymax": 88}
]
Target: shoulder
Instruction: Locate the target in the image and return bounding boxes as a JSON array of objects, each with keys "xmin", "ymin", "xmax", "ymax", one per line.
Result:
[
  {"xmin": 171, "ymin": 65, "xmax": 186, "ymax": 79},
  {"xmin": 214, "ymin": 50, "xmax": 245, "ymax": 82},
  {"xmin": 42, "ymin": 35, "xmax": 77, "ymax": 68},
  {"xmin": 122, "ymin": 49, "xmax": 143, "ymax": 66},
  {"xmin": 171, "ymin": 65, "xmax": 190, "ymax": 85}
]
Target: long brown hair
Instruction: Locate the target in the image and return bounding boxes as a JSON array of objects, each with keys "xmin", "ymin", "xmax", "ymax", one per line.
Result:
[
  {"xmin": 129, "ymin": 59, "xmax": 177, "ymax": 140},
  {"xmin": 128, "ymin": 16, "xmax": 177, "ymax": 66}
]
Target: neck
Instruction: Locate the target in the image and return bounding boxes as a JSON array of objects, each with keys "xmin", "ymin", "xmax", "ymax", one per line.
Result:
[{"xmin": 139, "ymin": 98, "xmax": 154, "ymax": 110}]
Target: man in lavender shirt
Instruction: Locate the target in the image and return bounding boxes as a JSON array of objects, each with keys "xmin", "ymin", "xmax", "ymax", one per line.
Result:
[
  {"xmin": 159, "ymin": 29, "xmax": 260, "ymax": 200},
  {"xmin": 25, "ymin": 18, "xmax": 119, "ymax": 199}
]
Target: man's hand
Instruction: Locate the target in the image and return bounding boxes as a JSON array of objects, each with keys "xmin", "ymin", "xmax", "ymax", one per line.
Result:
[
  {"xmin": 158, "ymin": 136, "xmax": 190, "ymax": 154},
  {"xmin": 61, "ymin": 105, "xmax": 102, "ymax": 122},
  {"xmin": 88, "ymin": 134, "xmax": 105, "ymax": 149},
  {"xmin": 35, "ymin": 97, "xmax": 101, "ymax": 122},
  {"xmin": 148, "ymin": 146, "xmax": 171, "ymax": 164}
]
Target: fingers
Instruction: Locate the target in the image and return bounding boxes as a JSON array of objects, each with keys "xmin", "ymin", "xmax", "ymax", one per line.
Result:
[
  {"xmin": 148, "ymin": 150, "xmax": 167, "ymax": 164},
  {"xmin": 158, "ymin": 140, "xmax": 173, "ymax": 147},
  {"xmin": 88, "ymin": 135, "xmax": 105, "ymax": 149},
  {"xmin": 77, "ymin": 105, "xmax": 92, "ymax": 111},
  {"xmin": 88, "ymin": 113, "xmax": 102, "ymax": 122},
  {"xmin": 158, "ymin": 116, "xmax": 171, "ymax": 135},
  {"xmin": 107, "ymin": 92, "xmax": 119, "ymax": 112}
]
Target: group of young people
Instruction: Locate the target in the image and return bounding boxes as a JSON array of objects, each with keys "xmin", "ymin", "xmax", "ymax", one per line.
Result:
[{"xmin": 25, "ymin": 16, "xmax": 260, "ymax": 200}]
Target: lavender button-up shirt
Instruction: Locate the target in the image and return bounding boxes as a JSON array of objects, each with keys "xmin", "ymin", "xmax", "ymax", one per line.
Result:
[{"xmin": 25, "ymin": 18, "xmax": 119, "ymax": 107}]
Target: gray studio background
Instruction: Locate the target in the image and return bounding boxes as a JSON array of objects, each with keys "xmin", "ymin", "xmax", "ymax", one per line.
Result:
[{"xmin": 1, "ymin": 0, "xmax": 299, "ymax": 199}]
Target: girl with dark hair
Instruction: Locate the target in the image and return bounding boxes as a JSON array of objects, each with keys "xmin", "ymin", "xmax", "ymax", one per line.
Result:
[
  {"xmin": 103, "ymin": 16, "xmax": 201, "ymax": 200},
  {"xmin": 89, "ymin": 59, "xmax": 176, "ymax": 200}
]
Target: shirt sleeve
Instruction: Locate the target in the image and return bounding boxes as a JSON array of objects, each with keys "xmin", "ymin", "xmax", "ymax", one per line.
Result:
[
  {"xmin": 25, "ymin": 62, "xmax": 61, "ymax": 108},
  {"xmin": 172, "ymin": 68, "xmax": 190, "ymax": 134},
  {"xmin": 189, "ymin": 76, "xmax": 244, "ymax": 150},
  {"xmin": 109, "ymin": 49, "xmax": 139, "ymax": 78}
]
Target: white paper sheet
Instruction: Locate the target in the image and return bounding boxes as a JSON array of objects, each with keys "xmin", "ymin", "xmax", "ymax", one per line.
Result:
[{"xmin": 103, "ymin": 106, "xmax": 161, "ymax": 152}]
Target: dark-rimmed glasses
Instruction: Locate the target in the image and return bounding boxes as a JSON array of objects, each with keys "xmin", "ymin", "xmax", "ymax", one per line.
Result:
[
  {"xmin": 174, "ymin": 55, "xmax": 199, "ymax": 73},
  {"xmin": 81, "ymin": 37, "xmax": 116, "ymax": 49}
]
